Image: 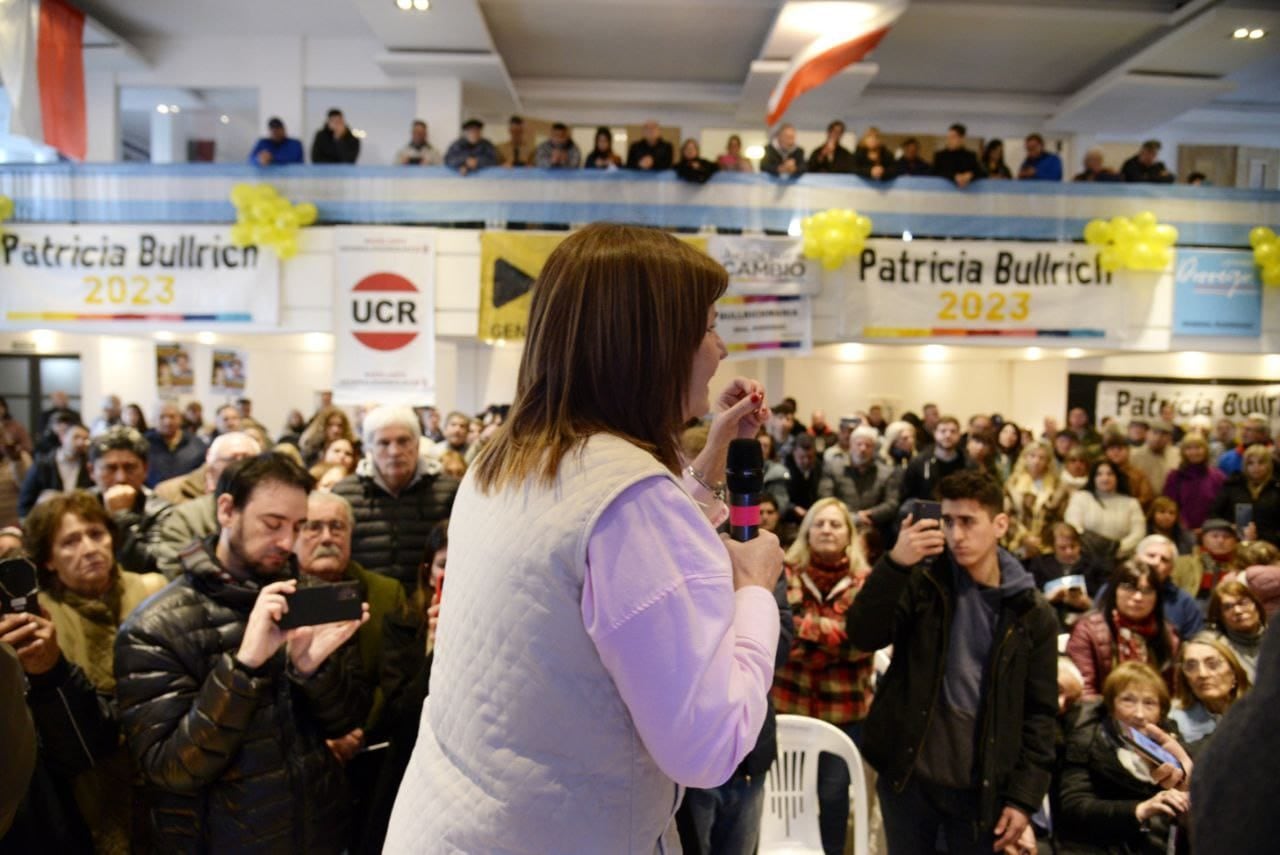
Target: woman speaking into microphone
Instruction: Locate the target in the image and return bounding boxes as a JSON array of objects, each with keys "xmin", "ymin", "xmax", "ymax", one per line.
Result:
[{"xmin": 385, "ymin": 224, "xmax": 785, "ymax": 853}]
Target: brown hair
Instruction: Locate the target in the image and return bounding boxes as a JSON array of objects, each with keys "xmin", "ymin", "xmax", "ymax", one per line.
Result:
[
  {"xmin": 1102, "ymin": 660, "xmax": 1170, "ymax": 719},
  {"xmin": 472, "ymin": 224, "xmax": 727, "ymax": 492},
  {"xmin": 22, "ymin": 491, "xmax": 117, "ymax": 588},
  {"xmin": 1173, "ymin": 632, "xmax": 1251, "ymax": 710},
  {"xmin": 1207, "ymin": 579, "xmax": 1266, "ymax": 630}
]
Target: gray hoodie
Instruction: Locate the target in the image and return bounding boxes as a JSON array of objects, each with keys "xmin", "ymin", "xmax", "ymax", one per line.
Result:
[{"xmin": 915, "ymin": 548, "xmax": 1036, "ymax": 789}]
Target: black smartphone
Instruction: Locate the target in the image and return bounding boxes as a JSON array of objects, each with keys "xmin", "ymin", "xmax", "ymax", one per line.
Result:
[
  {"xmin": 1235, "ymin": 504, "xmax": 1254, "ymax": 537},
  {"xmin": 277, "ymin": 581, "xmax": 362, "ymax": 630},
  {"xmin": 913, "ymin": 500, "xmax": 943, "ymax": 523},
  {"xmin": 0, "ymin": 557, "xmax": 40, "ymax": 616}
]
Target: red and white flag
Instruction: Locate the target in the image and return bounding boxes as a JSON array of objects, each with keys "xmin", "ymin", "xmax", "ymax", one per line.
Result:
[
  {"xmin": 766, "ymin": 1, "xmax": 906, "ymax": 128},
  {"xmin": 0, "ymin": 0, "xmax": 86, "ymax": 160}
]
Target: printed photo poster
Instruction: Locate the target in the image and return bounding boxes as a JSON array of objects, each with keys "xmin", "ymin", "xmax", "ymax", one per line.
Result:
[
  {"xmin": 156, "ymin": 343, "xmax": 194, "ymax": 395},
  {"xmin": 211, "ymin": 348, "xmax": 248, "ymax": 395}
]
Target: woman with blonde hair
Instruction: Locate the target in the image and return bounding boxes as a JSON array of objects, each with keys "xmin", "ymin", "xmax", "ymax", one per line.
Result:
[
  {"xmin": 385, "ymin": 223, "xmax": 784, "ymax": 852},
  {"xmin": 1003, "ymin": 440, "xmax": 1070, "ymax": 558},
  {"xmin": 1211, "ymin": 443, "xmax": 1279, "ymax": 545},
  {"xmin": 773, "ymin": 496, "xmax": 872, "ymax": 855},
  {"xmin": 1170, "ymin": 632, "xmax": 1250, "ymax": 749}
]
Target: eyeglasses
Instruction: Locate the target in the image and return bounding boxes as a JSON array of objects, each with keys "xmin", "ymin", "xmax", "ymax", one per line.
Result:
[
  {"xmin": 1117, "ymin": 582, "xmax": 1156, "ymax": 597},
  {"xmin": 1181, "ymin": 657, "xmax": 1228, "ymax": 675},
  {"xmin": 1114, "ymin": 693, "xmax": 1161, "ymax": 710},
  {"xmin": 301, "ymin": 519, "xmax": 348, "ymax": 536},
  {"xmin": 1220, "ymin": 599, "xmax": 1256, "ymax": 613}
]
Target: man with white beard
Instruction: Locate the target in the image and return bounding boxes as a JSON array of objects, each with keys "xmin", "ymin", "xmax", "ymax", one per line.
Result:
[{"xmin": 819, "ymin": 425, "xmax": 900, "ymax": 533}]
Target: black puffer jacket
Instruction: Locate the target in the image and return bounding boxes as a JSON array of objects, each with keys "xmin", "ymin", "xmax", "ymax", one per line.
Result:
[
  {"xmin": 92, "ymin": 485, "xmax": 173, "ymax": 576},
  {"xmin": 1056, "ymin": 700, "xmax": 1182, "ymax": 854},
  {"xmin": 331, "ymin": 460, "xmax": 457, "ymax": 594},
  {"xmin": 114, "ymin": 539, "xmax": 369, "ymax": 853}
]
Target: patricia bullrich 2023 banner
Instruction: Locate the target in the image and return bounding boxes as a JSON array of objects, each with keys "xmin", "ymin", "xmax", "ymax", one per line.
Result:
[
  {"xmin": 845, "ymin": 238, "xmax": 1165, "ymax": 343},
  {"xmin": 0, "ymin": 225, "xmax": 280, "ymax": 330}
]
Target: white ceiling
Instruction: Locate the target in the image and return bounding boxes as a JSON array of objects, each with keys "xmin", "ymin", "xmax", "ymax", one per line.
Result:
[{"xmin": 72, "ymin": 0, "xmax": 1280, "ymax": 133}]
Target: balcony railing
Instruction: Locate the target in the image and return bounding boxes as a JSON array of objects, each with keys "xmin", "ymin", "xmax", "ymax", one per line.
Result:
[{"xmin": 1, "ymin": 164, "xmax": 1276, "ymax": 246}]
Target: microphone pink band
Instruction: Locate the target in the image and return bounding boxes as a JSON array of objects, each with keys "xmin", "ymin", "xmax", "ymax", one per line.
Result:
[{"xmin": 729, "ymin": 504, "xmax": 761, "ymax": 527}]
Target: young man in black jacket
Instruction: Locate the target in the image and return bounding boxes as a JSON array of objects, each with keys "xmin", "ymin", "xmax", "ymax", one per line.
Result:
[
  {"xmin": 115, "ymin": 454, "xmax": 370, "ymax": 852},
  {"xmin": 847, "ymin": 469, "xmax": 1057, "ymax": 854}
]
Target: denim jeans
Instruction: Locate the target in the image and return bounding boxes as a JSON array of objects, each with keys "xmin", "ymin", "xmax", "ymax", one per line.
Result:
[
  {"xmin": 679, "ymin": 773, "xmax": 767, "ymax": 855},
  {"xmin": 877, "ymin": 775, "xmax": 996, "ymax": 855},
  {"xmin": 817, "ymin": 721, "xmax": 863, "ymax": 855}
]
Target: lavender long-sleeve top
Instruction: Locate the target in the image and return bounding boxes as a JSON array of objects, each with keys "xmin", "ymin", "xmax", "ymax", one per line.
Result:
[{"xmin": 581, "ymin": 475, "xmax": 780, "ymax": 789}]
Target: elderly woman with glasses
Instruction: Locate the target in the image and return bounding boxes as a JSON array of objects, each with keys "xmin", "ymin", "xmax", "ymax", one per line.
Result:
[
  {"xmin": 1056, "ymin": 662, "xmax": 1193, "ymax": 855},
  {"xmin": 1169, "ymin": 632, "xmax": 1250, "ymax": 751},
  {"xmin": 1206, "ymin": 579, "xmax": 1267, "ymax": 680}
]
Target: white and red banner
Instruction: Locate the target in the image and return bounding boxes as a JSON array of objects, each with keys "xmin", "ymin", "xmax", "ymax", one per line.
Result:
[
  {"xmin": 332, "ymin": 227, "xmax": 436, "ymax": 406},
  {"xmin": 0, "ymin": 0, "xmax": 86, "ymax": 159},
  {"xmin": 766, "ymin": 0, "xmax": 906, "ymax": 127}
]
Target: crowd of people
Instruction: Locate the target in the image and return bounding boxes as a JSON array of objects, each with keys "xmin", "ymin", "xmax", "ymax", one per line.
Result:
[
  {"xmin": 244, "ymin": 110, "xmax": 1193, "ymax": 186},
  {"xmin": 2, "ymin": 376, "xmax": 1278, "ymax": 852}
]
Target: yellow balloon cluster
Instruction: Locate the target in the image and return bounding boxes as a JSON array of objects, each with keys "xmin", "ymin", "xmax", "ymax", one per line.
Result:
[
  {"xmin": 1082, "ymin": 211, "xmax": 1178, "ymax": 273},
  {"xmin": 228, "ymin": 183, "xmax": 317, "ymax": 260},
  {"xmin": 0, "ymin": 194, "xmax": 13, "ymax": 225},
  {"xmin": 802, "ymin": 208, "xmax": 873, "ymax": 271},
  {"xmin": 1249, "ymin": 226, "xmax": 1280, "ymax": 287}
]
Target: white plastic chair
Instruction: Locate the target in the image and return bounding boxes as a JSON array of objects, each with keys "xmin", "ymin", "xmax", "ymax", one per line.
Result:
[{"xmin": 760, "ymin": 714, "xmax": 869, "ymax": 855}]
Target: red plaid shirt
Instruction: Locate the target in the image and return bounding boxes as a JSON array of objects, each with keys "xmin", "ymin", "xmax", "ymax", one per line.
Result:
[{"xmin": 772, "ymin": 562, "xmax": 875, "ymax": 725}]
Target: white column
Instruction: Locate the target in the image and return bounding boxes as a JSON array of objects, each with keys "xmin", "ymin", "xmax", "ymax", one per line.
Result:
[
  {"xmin": 259, "ymin": 37, "xmax": 304, "ymax": 144},
  {"xmin": 84, "ymin": 71, "xmax": 119, "ymax": 162},
  {"xmin": 149, "ymin": 110, "xmax": 182, "ymax": 163},
  {"xmin": 415, "ymin": 77, "xmax": 461, "ymax": 152}
]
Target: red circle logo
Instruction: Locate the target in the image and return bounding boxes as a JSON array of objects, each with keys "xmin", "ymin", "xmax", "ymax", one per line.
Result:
[{"xmin": 350, "ymin": 272, "xmax": 420, "ymax": 351}]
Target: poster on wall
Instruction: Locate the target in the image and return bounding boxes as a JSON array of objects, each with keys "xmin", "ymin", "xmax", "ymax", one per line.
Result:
[
  {"xmin": 1067, "ymin": 373, "xmax": 1280, "ymax": 424},
  {"xmin": 716, "ymin": 295, "xmax": 812, "ymax": 358},
  {"xmin": 210, "ymin": 348, "xmax": 248, "ymax": 396},
  {"xmin": 0, "ymin": 225, "xmax": 280, "ymax": 330},
  {"xmin": 477, "ymin": 231, "xmax": 708, "ymax": 341},
  {"xmin": 156, "ymin": 343, "xmax": 194, "ymax": 396},
  {"xmin": 332, "ymin": 227, "xmax": 436, "ymax": 406},
  {"xmin": 845, "ymin": 238, "xmax": 1164, "ymax": 342},
  {"xmin": 1172, "ymin": 249, "xmax": 1262, "ymax": 337},
  {"xmin": 708, "ymin": 235, "xmax": 821, "ymax": 296}
]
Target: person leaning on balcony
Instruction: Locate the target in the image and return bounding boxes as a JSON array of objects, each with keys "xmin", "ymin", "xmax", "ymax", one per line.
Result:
[
  {"xmin": 248, "ymin": 117, "xmax": 304, "ymax": 166},
  {"xmin": 445, "ymin": 119, "xmax": 500, "ymax": 176}
]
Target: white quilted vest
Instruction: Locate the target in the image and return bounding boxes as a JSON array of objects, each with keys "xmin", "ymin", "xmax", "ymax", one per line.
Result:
[{"xmin": 384, "ymin": 434, "xmax": 688, "ymax": 854}]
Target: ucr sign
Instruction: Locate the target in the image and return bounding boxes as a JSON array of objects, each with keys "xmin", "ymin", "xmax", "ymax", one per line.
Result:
[{"xmin": 350, "ymin": 272, "xmax": 420, "ymax": 351}]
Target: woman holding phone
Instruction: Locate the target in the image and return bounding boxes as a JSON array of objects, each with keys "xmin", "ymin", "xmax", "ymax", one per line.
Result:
[
  {"xmin": 385, "ymin": 224, "xmax": 784, "ymax": 853},
  {"xmin": 1055, "ymin": 661, "xmax": 1193, "ymax": 855}
]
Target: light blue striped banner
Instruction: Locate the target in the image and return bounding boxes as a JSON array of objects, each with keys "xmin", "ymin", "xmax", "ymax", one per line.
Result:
[{"xmin": 1, "ymin": 164, "xmax": 1276, "ymax": 246}]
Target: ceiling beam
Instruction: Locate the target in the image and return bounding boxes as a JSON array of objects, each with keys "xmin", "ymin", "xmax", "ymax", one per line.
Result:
[{"xmin": 1047, "ymin": 0, "xmax": 1223, "ymax": 128}]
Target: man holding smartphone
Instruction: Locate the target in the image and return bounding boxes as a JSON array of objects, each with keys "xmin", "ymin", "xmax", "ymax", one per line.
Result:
[
  {"xmin": 847, "ymin": 470, "xmax": 1058, "ymax": 855},
  {"xmin": 115, "ymin": 454, "xmax": 370, "ymax": 853}
]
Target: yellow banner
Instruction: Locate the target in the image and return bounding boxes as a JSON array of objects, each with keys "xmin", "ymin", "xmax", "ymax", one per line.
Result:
[{"xmin": 477, "ymin": 230, "xmax": 706, "ymax": 341}]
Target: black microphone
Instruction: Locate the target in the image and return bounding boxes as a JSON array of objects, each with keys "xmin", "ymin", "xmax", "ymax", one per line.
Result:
[{"xmin": 725, "ymin": 438, "xmax": 764, "ymax": 542}]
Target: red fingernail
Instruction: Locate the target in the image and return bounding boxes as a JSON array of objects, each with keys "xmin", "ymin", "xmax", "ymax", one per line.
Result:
[{"xmin": 752, "ymin": 393, "xmax": 762, "ymax": 402}]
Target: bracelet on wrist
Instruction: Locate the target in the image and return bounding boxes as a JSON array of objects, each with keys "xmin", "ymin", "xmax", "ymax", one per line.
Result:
[{"xmin": 684, "ymin": 465, "xmax": 726, "ymax": 502}]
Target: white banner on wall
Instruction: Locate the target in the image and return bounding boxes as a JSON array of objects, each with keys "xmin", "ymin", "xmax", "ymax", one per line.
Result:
[
  {"xmin": 844, "ymin": 238, "xmax": 1164, "ymax": 342},
  {"xmin": 1095, "ymin": 379, "xmax": 1280, "ymax": 423},
  {"xmin": 709, "ymin": 235, "xmax": 822, "ymax": 296},
  {"xmin": 716, "ymin": 295, "xmax": 812, "ymax": 359},
  {"xmin": 0, "ymin": 225, "xmax": 279, "ymax": 329},
  {"xmin": 332, "ymin": 227, "xmax": 436, "ymax": 406}
]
